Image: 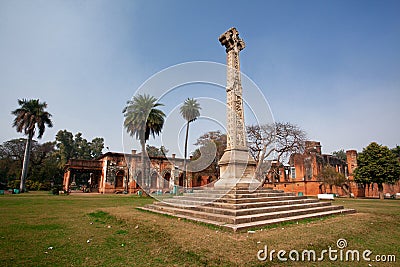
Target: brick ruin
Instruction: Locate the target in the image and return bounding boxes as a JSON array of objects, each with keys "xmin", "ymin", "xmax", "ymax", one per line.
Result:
[
  {"xmin": 64, "ymin": 150, "xmax": 181, "ymax": 194},
  {"xmin": 264, "ymin": 141, "xmax": 400, "ymax": 198},
  {"xmin": 62, "ymin": 141, "xmax": 399, "ymax": 197}
]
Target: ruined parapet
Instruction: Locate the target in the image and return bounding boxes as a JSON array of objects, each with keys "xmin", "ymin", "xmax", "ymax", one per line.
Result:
[
  {"xmin": 346, "ymin": 150, "xmax": 358, "ymax": 178},
  {"xmin": 305, "ymin": 141, "xmax": 322, "ymax": 155}
]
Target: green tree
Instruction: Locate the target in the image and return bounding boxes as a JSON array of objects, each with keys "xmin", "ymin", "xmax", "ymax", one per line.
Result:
[
  {"xmin": 0, "ymin": 138, "xmax": 26, "ymax": 162},
  {"xmin": 0, "ymin": 138, "xmax": 26, "ymax": 185},
  {"xmin": 74, "ymin": 133, "xmax": 91, "ymax": 159},
  {"xmin": 29, "ymin": 150, "xmax": 62, "ymax": 186},
  {"xmin": 123, "ymin": 94, "xmax": 165, "ymax": 188},
  {"xmin": 192, "ymin": 131, "xmax": 226, "ymax": 178},
  {"xmin": 332, "ymin": 149, "xmax": 347, "ymax": 162},
  {"xmin": 0, "ymin": 139, "xmax": 60, "ymax": 187},
  {"xmin": 55, "ymin": 130, "xmax": 104, "ymax": 165},
  {"xmin": 90, "ymin": 137, "xmax": 105, "ymax": 158},
  {"xmin": 317, "ymin": 165, "xmax": 346, "ymax": 193},
  {"xmin": 30, "ymin": 141, "xmax": 55, "ymax": 167},
  {"xmin": 55, "ymin": 130, "xmax": 75, "ymax": 167},
  {"xmin": 29, "ymin": 141, "xmax": 62, "ymax": 186},
  {"xmin": 354, "ymin": 142, "xmax": 400, "ymax": 199},
  {"xmin": 54, "ymin": 130, "xmax": 103, "ymax": 189},
  {"xmin": 180, "ymin": 98, "xmax": 201, "ymax": 189},
  {"xmin": 11, "ymin": 99, "xmax": 53, "ymax": 192},
  {"xmin": 146, "ymin": 145, "xmax": 169, "ymax": 157},
  {"xmin": 391, "ymin": 145, "xmax": 400, "ymax": 159}
]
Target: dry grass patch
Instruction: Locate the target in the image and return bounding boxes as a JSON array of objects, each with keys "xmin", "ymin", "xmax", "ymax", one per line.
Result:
[
  {"xmin": 0, "ymin": 192, "xmax": 398, "ymax": 266},
  {"xmin": 106, "ymin": 199, "xmax": 399, "ymax": 266}
]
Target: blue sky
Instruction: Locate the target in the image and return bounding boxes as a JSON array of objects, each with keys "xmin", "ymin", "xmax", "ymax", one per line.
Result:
[{"xmin": 1, "ymin": 0, "xmax": 399, "ymax": 156}]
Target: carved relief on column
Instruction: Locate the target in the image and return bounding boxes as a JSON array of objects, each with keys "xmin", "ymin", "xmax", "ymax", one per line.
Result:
[
  {"xmin": 219, "ymin": 27, "xmax": 247, "ymax": 150},
  {"xmin": 216, "ymin": 27, "xmax": 258, "ymax": 190}
]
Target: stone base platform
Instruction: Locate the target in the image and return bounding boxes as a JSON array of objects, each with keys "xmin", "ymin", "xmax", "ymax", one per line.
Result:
[{"xmin": 139, "ymin": 186, "xmax": 356, "ymax": 232}]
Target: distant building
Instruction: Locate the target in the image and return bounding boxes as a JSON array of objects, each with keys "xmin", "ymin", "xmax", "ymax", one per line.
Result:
[
  {"xmin": 63, "ymin": 142, "xmax": 400, "ymax": 197},
  {"xmin": 63, "ymin": 150, "xmax": 186, "ymax": 194},
  {"xmin": 264, "ymin": 141, "xmax": 400, "ymax": 198}
]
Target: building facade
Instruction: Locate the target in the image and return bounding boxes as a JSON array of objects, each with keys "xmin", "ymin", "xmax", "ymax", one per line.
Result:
[
  {"xmin": 264, "ymin": 141, "xmax": 400, "ymax": 198},
  {"xmin": 63, "ymin": 142, "xmax": 400, "ymax": 197},
  {"xmin": 63, "ymin": 150, "xmax": 187, "ymax": 194}
]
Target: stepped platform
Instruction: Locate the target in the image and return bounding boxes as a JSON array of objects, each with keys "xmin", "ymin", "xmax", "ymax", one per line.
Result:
[{"xmin": 140, "ymin": 186, "xmax": 356, "ymax": 232}]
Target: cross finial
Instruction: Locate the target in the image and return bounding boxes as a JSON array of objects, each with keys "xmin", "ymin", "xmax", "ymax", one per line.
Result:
[{"xmin": 219, "ymin": 27, "xmax": 245, "ymax": 53}]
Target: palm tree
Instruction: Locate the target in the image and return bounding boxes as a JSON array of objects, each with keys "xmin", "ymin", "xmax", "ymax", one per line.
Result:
[
  {"xmin": 123, "ymin": 94, "xmax": 165, "ymax": 190},
  {"xmin": 180, "ymin": 98, "xmax": 201, "ymax": 189},
  {"xmin": 12, "ymin": 99, "xmax": 53, "ymax": 192}
]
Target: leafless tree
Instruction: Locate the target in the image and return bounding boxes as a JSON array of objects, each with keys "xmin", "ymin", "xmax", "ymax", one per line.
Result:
[{"xmin": 247, "ymin": 122, "xmax": 307, "ymax": 181}]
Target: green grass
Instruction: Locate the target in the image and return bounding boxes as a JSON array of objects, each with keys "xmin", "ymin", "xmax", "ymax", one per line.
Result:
[{"xmin": 0, "ymin": 192, "xmax": 399, "ymax": 266}]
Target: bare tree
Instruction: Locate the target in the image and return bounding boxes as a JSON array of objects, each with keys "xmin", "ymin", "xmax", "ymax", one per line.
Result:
[{"xmin": 247, "ymin": 122, "xmax": 307, "ymax": 181}]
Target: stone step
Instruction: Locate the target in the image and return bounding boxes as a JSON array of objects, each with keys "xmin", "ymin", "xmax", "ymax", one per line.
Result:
[
  {"xmin": 167, "ymin": 195, "xmax": 307, "ymax": 204},
  {"xmin": 139, "ymin": 206, "xmax": 355, "ymax": 232},
  {"xmin": 225, "ymin": 209, "xmax": 357, "ymax": 232},
  {"xmin": 140, "ymin": 184, "xmax": 356, "ymax": 231},
  {"xmin": 154, "ymin": 201, "xmax": 332, "ymax": 216},
  {"xmin": 191, "ymin": 188, "xmax": 284, "ymax": 195},
  {"xmin": 232, "ymin": 183, "xmax": 278, "ymax": 191},
  {"xmin": 183, "ymin": 192, "xmax": 294, "ymax": 199},
  {"xmin": 232, "ymin": 205, "xmax": 345, "ymax": 224},
  {"xmin": 140, "ymin": 206, "xmax": 228, "ymax": 227},
  {"xmin": 143, "ymin": 203, "xmax": 345, "ymax": 224},
  {"xmin": 145, "ymin": 204, "xmax": 232, "ymax": 223},
  {"xmin": 159, "ymin": 198, "xmax": 320, "ymax": 209}
]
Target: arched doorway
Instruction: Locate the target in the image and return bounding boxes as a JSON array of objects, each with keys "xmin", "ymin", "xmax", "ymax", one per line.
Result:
[
  {"xmin": 179, "ymin": 173, "xmax": 184, "ymax": 187},
  {"xmin": 196, "ymin": 176, "xmax": 202, "ymax": 187},
  {"xmin": 151, "ymin": 172, "xmax": 158, "ymax": 189},
  {"xmin": 115, "ymin": 171, "xmax": 124, "ymax": 188},
  {"xmin": 319, "ymin": 184, "xmax": 326, "ymax": 194},
  {"xmin": 163, "ymin": 172, "xmax": 171, "ymax": 189}
]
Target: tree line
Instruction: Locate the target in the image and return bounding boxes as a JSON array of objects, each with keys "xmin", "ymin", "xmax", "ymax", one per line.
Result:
[
  {"xmin": 0, "ymin": 131, "xmax": 104, "ymax": 191},
  {"xmin": 2, "ymin": 99, "xmax": 104, "ymax": 191}
]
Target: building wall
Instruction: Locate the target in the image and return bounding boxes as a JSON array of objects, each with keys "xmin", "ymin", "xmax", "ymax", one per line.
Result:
[
  {"xmin": 64, "ymin": 144, "xmax": 400, "ymax": 197},
  {"xmin": 264, "ymin": 141, "xmax": 399, "ymax": 197},
  {"xmin": 64, "ymin": 151, "xmax": 188, "ymax": 194}
]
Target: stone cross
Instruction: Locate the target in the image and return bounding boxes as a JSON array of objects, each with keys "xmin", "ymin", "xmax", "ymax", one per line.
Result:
[
  {"xmin": 215, "ymin": 28, "xmax": 259, "ymax": 190},
  {"xmin": 218, "ymin": 27, "xmax": 247, "ymax": 151}
]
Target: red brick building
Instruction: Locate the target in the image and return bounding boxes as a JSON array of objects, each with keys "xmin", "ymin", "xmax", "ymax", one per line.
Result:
[
  {"xmin": 63, "ymin": 142, "xmax": 400, "ymax": 197},
  {"xmin": 63, "ymin": 150, "xmax": 187, "ymax": 194},
  {"xmin": 264, "ymin": 141, "xmax": 400, "ymax": 198}
]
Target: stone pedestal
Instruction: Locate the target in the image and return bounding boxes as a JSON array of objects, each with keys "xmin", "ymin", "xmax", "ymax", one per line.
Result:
[{"xmin": 214, "ymin": 149, "xmax": 261, "ymax": 190}]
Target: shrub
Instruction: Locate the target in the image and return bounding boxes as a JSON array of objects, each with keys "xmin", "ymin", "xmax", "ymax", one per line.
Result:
[
  {"xmin": 7, "ymin": 180, "xmax": 20, "ymax": 189},
  {"xmin": 51, "ymin": 185, "xmax": 63, "ymax": 195}
]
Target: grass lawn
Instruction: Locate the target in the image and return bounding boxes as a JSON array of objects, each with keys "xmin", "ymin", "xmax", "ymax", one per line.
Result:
[{"xmin": 0, "ymin": 192, "xmax": 399, "ymax": 266}]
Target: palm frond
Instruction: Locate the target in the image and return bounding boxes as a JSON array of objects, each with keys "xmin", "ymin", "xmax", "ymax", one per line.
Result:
[
  {"xmin": 123, "ymin": 94, "xmax": 166, "ymax": 143},
  {"xmin": 11, "ymin": 99, "xmax": 53, "ymax": 139}
]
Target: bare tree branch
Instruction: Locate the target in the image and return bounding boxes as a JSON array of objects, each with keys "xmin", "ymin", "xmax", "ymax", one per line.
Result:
[{"xmin": 247, "ymin": 122, "xmax": 307, "ymax": 181}]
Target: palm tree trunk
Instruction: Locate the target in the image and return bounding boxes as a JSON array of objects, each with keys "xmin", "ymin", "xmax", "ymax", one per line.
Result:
[
  {"xmin": 20, "ymin": 132, "xmax": 33, "ymax": 192},
  {"xmin": 140, "ymin": 139, "xmax": 146, "ymax": 191},
  {"xmin": 183, "ymin": 121, "xmax": 190, "ymax": 190}
]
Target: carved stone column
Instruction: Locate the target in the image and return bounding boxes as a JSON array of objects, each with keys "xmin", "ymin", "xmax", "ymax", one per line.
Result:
[{"xmin": 214, "ymin": 28, "xmax": 260, "ymax": 190}]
